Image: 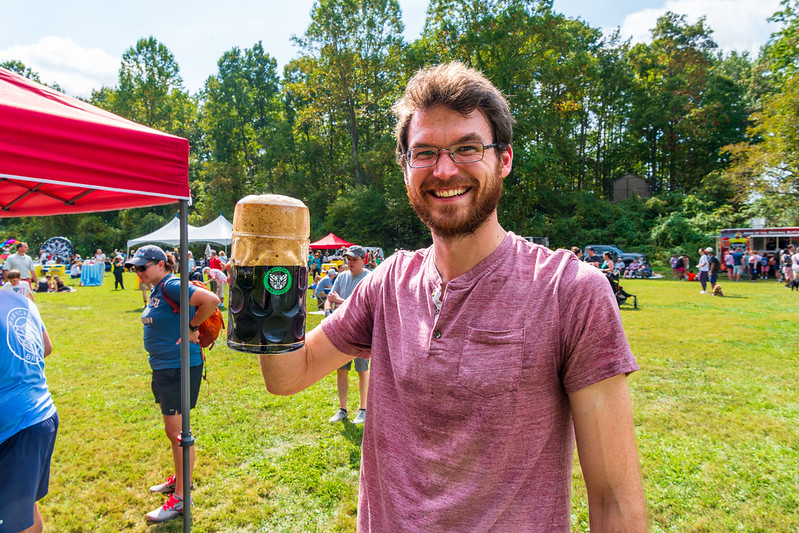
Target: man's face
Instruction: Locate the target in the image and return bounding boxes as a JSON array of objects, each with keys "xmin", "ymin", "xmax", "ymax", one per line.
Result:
[
  {"xmin": 403, "ymin": 105, "xmax": 512, "ymax": 238},
  {"xmin": 346, "ymin": 255, "xmax": 365, "ymax": 275},
  {"xmin": 17, "ymin": 243, "xmax": 28, "ymax": 254}
]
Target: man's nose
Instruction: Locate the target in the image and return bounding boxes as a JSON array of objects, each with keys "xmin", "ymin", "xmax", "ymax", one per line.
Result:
[{"xmin": 432, "ymin": 150, "xmax": 459, "ymax": 179}]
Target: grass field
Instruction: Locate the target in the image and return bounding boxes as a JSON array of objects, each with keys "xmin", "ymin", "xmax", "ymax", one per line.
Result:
[{"xmin": 30, "ymin": 271, "xmax": 799, "ymax": 532}]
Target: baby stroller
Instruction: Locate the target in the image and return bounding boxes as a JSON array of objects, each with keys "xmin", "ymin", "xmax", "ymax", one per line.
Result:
[{"xmin": 607, "ymin": 273, "xmax": 638, "ymax": 309}]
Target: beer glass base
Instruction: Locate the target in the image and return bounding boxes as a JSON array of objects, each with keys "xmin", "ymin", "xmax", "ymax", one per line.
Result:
[{"xmin": 227, "ymin": 340, "xmax": 305, "ymax": 354}]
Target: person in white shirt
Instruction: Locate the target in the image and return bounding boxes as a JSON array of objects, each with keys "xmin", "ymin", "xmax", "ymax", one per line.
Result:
[
  {"xmin": 1, "ymin": 269, "xmax": 34, "ymax": 301},
  {"xmin": 697, "ymin": 248, "xmax": 710, "ymax": 293}
]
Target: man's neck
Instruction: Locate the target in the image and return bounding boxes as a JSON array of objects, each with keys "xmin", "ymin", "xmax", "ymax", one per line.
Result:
[{"xmin": 431, "ymin": 214, "xmax": 507, "ymax": 285}]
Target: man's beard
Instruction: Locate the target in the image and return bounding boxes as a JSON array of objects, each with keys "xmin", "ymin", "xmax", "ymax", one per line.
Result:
[{"xmin": 406, "ymin": 162, "xmax": 503, "ymax": 239}]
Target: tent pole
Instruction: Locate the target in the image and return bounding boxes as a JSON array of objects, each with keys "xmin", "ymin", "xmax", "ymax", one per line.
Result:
[{"xmin": 178, "ymin": 200, "xmax": 193, "ymax": 532}]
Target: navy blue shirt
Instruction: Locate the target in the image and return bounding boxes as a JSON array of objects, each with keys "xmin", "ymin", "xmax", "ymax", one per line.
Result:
[{"xmin": 141, "ymin": 275, "xmax": 201, "ymax": 370}]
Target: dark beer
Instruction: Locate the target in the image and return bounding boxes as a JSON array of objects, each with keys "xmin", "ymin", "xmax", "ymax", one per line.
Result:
[
  {"xmin": 227, "ymin": 194, "xmax": 310, "ymax": 354},
  {"xmin": 227, "ymin": 265, "xmax": 308, "ymax": 354}
]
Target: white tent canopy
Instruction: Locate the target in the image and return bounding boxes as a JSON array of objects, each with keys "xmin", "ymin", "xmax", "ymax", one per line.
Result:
[
  {"xmin": 127, "ymin": 216, "xmax": 192, "ymax": 250},
  {"xmin": 189, "ymin": 214, "xmax": 232, "ymax": 246},
  {"xmin": 127, "ymin": 214, "xmax": 233, "ymax": 250}
]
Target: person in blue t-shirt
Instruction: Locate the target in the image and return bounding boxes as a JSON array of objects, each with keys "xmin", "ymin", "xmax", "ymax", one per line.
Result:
[
  {"xmin": 0, "ymin": 291, "xmax": 57, "ymax": 533},
  {"xmin": 126, "ymin": 245, "xmax": 219, "ymax": 523}
]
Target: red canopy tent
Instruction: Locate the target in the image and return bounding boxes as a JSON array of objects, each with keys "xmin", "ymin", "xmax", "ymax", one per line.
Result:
[
  {"xmin": 0, "ymin": 68, "xmax": 189, "ymax": 215},
  {"xmin": 309, "ymin": 232, "xmax": 355, "ymax": 249},
  {"xmin": 0, "ymin": 67, "xmax": 197, "ymax": 530}
]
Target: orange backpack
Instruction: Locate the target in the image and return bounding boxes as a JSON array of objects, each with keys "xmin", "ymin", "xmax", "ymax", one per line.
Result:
[{"xmin": 161, "ymin": 279, "xmax": 225, "ymax": 350}]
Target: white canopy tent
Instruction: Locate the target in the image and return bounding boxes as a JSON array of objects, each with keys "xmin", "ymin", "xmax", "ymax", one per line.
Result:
[
  {"xmin": 189, "ymin": 214, "xmax": 232, "ymax": 246},
  {"xmin": 127, "ymin": 214, "xmax": 233, "ymax": 251},
  {"xmin": 127, "ymin": 216, "xmax": 193, "ymax": 250}
]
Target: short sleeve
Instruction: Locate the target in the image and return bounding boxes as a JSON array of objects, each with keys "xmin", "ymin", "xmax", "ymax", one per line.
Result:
[{"xmin": 557, "ymin": 260, "xmax": 638, "ymax": 393}]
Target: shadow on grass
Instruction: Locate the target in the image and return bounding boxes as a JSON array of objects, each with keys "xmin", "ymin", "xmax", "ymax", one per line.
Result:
[{"xmin": 339, "ymin": 423, "xmax": 363, "ymax": 470}]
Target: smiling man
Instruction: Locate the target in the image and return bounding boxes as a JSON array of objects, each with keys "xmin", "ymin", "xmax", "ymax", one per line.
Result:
[{"xmin": 259, "ymin": 62, "xmax": 647, "ymax": 531}]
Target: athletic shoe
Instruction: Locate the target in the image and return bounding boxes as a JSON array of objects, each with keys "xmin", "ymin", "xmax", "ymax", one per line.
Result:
[
  {"xmin": 328, "ymin": 408, "xmax": 348, "ymax": 423},
  {"xmin": 699, "ymin": 291, "xmax": 707, "ymax": 294},
  {"xmin": 149, "ymin": 474, "xmax": 193, "ymax": 494},
  {"xmin": 149, "ymin": 474, "xmax": 177, "ymax": 494},
  {"xmin": 146, "ymin": 493, "xmax": 183, "ymax": 523},
  {"xmin": 352, "ymin": 409, "xmax": 366, "ymax": 425}
]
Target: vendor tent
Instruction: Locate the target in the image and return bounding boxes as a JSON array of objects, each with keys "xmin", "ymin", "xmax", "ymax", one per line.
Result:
[
  {"xmin": 0, "ymin": 67, "xmax": 197, "ymax": 530},
  {"xmin": 127, "ymin": 216, "xmax": 196, "ymax": 250},
  {"xmin": 127, "ymin": 214, "xmax": 232, "ymax": 250},
  {"xmin": 309, "ymin": 232, "xmax": 355, "ymax": 249},
  {"xmin": 189, "ymin": 214, "xmax": 232, "ymax": 246},
  {"xmin": 0, "ymin": 68, "xmax": 189, "ymax": 214}
]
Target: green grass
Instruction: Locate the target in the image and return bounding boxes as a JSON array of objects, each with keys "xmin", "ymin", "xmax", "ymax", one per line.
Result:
[{"xmin": 33, "ymin": 273, "xmax": 799, "ymax": 531}]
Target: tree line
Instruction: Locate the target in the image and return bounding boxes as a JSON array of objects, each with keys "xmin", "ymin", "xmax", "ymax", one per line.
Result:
[{"xmin": 2, "ymin": 0, "xmax": 797, "ymax": 263}]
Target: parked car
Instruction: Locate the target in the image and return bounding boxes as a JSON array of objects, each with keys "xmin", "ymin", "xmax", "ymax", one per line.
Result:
[{"xmin": 583, "ymin": 245, "xmax": 647, "ymax": 267}]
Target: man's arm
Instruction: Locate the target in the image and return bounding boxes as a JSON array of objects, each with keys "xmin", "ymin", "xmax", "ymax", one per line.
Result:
[
  {"xmin": 42, "ymin": 329, "xmax": 52, "ymax": 357},
  {"xmin": 570, "ymin": 373, "xmax": 648, "ymax": 532},
  {"xmin": 259, "ymin": 325, "xmax": 353, "ymax": 396}
]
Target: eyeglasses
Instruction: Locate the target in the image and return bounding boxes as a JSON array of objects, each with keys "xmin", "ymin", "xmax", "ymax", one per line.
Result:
[
  {"xmin": 406, "ymin": 142, "xmax": 499, "ymax": 168},
  {"xmin": 134, "ymin": 262, "xmax": 156, "ymax": 273}
]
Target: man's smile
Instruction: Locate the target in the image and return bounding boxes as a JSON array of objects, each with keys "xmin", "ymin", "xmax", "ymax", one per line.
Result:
[{"xmin": 429, "ymin": 186, "xmax": 471, "ymax": 199}]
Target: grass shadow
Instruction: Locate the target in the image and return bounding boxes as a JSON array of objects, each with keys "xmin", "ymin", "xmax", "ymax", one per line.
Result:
[{"xmin": 339, "ymin": 423, "xmax": 364, "ymax": 470}]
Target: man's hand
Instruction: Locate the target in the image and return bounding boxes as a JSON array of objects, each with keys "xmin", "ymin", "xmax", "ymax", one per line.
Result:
[{"xmin": 327, "ymin": 291, "xmax": 344, "ymax": 305}]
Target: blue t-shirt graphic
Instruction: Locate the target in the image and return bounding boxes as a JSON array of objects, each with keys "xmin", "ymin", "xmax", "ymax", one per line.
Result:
[{"xmin": 0, "ymin": 292, "xmax": 56, "ymax": 444}]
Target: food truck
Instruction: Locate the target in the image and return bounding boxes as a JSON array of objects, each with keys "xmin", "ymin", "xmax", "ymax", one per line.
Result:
[{"xmin": 716, "ymin": 227, "xmax": 799, "ymax": 270}]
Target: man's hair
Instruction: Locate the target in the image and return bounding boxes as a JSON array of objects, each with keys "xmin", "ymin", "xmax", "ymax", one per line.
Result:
[
  {"xmin": 6, "ymin": 269, "xmax": 20, "ymax": 280},
  {"xmin": 16, "ymin": 242, "xmax": 27, "ymax": 252},
  {"xmin": 392, "ymin": 62, "xmax": 514, "ymax": 165}
]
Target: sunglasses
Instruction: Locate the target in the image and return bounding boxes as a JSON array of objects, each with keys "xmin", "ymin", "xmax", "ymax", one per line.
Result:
[{"xmin": 134, "ymin": 262, "xmax": 157, "ymax": 273}]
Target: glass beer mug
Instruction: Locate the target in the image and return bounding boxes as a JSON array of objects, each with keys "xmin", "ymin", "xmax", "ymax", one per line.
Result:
[{"xmin": 227, "ymin": 194, "xmax": 310, "ymax": 354}]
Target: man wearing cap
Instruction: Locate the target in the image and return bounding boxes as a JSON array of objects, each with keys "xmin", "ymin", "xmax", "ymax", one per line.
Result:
[
  {"xmin": 314, "ymin": 267, "xmax": 337, "ymax": 309},
  {"xmin": 324, "ymin": 245, "xmax": 371, "ymax": 425},
  {"xmin": 706, "ymin": 247, "xmax": 720, "ymax": 288}
]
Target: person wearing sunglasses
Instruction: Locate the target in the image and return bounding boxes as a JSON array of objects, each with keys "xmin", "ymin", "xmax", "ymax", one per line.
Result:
[{"xmin": 125, "ymin": 245, "xmax": 219, "ymax": 523}]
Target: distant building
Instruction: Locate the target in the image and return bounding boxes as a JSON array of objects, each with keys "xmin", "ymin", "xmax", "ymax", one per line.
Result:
[{"xmin": 613, "ymin": 173, "xmax": 650, "ymax": 202}]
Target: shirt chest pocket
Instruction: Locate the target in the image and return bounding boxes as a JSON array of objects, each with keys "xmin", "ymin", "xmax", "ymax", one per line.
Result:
[{"xmin": 457, "ymin": 327, "xmax": 525, "ymax": 398}]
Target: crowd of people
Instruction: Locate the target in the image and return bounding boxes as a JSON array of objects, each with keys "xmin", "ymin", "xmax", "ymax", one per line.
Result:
[
  {"xmin": 572, "ymin": 246, "xmax": 652, "ymax": 280},
  {"xmin": 717, "ymin": 246, "xmax": 799, "ymax": 285}
]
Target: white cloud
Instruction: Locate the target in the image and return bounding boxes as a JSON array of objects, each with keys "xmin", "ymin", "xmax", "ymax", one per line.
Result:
[
  {"xmin": 0, "ymin": 36, "xmax": 119, "ymax": 98},
  {"xmin": 616, "ymin": 0, "xmax": 781, "ymax": 55}
]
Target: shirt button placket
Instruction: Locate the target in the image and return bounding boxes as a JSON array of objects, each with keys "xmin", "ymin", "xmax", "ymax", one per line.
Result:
[{"xmin": 432, "ymin": 329, "xmax": 442, "ymax": 340}]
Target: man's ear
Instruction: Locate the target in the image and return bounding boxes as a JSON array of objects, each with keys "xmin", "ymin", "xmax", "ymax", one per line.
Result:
[{"xmin": 500, "ymin": 145, "xmax": 513, "ymax": 178}]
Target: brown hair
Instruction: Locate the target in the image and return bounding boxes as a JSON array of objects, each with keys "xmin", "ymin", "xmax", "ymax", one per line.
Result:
[
  {"xmin": 5, "ymin": 269, "xmax": 20, "ymax": 280},
  {"xmin": 393, "ymin": 62, "xmax": 514, "ymax": 165},
  {"xmin": 164, "ymin": 253, "xmax": 177, "ymax": 273}
]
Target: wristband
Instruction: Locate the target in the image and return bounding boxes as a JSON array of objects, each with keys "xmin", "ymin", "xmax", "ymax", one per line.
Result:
[{"xmin": 189, "ymin": 324, "xmax": 200, "ymax": 332}]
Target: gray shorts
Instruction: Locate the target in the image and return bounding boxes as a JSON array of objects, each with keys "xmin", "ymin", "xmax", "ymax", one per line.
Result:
[
  {"xmin": 733, "ymin": 265, "xmax": 743, "ymax": 274},
  {"xmin": 339, "ymin": 357, "xmax": 369, "ymax": 372}
]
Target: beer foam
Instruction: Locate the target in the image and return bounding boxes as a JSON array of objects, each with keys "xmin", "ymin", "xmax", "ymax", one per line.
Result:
[{"xmin": 232, "ymin": 195, "xmax": 310, "ymax": 266}]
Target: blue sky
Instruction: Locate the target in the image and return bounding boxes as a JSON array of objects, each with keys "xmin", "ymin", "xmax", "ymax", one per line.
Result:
[{"xmin": 0, "ymin": 0, "xmax": 782, "ymax": 97}]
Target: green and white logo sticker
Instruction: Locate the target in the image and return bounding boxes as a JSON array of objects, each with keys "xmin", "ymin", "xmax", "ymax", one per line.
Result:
[{"xmin": 264, "ymin": 267, "xmax": 291, "ymax": 295}]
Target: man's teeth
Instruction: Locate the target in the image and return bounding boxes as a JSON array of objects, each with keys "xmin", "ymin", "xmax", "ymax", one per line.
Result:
[{"xmin": 434, "ymin": 188, "xmax": 467, "ymax": 198}]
